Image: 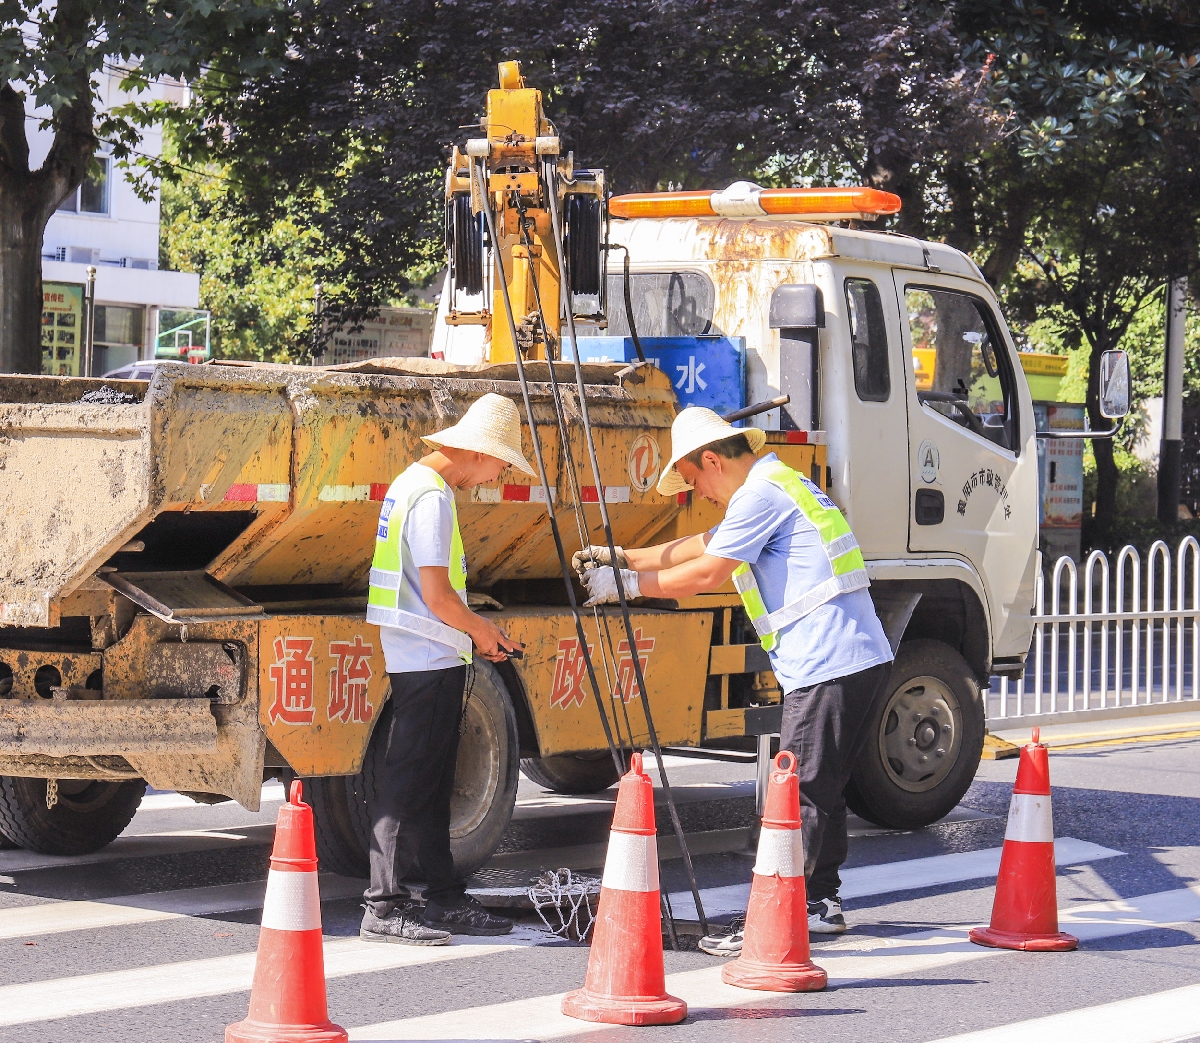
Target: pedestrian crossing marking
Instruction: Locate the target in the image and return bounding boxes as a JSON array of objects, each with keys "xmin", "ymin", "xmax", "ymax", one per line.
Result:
[
  {"xmin": 347, "ymin": 884, "xmax": 1200, "ymax": 1040},
  {"xmin": 924, "ymin": 982, "xmax": 1200, "ymax": 1043},
  {"xmin": 669, "ymin": 836, "xmax": 1122, "ymax": 917},
  {"xmin": 0, "ymin": 930, "xmax": 546, "ymax": 1028}
]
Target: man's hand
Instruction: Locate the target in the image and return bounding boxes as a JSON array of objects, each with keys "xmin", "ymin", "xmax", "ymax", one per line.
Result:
[
  {"xmin": 582, "ymin": 567, "xmax": 641, "ymax": 607},
  {"xmin": 470, "ymin": 615, "xmax": 523, "ymax": 663},
  {"xmin": 571, "ymin": 544, "xmax": 628, "ymax": 579}
]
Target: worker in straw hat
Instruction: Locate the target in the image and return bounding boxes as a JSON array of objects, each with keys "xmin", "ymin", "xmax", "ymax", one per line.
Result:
[
  {"xmin": 362, "ymin": 392, "xmax": 527, "ymax": 945},
  {"xmin": 576, "ymin": 406, "xmax": 893, "ymax": 952}
]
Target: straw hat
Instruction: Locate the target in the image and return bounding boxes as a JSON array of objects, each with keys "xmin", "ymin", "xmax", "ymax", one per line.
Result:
[
  {"xmin": 657, "ymin": 407, "xmax": 767, "ymax": 495},
  {"xmin": 422, "ymin": 393, "xmax": 535, "ymax": 475}
]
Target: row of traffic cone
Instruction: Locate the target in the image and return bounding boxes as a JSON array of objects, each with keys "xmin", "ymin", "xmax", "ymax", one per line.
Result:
[{"xmin": 228, "ymin": 731, "xmax": 1074, "ymax": 1038}]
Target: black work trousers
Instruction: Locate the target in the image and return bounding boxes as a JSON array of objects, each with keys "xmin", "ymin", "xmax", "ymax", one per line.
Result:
[
  {"xmin": 779, "ymin": 662, "xmax": 892, "ymax": 903},
  {"xmin": 364, "ymin": 665, "xmax": 467, "ymax": 916}
]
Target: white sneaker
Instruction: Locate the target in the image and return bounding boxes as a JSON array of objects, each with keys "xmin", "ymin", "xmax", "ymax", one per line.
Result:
[
  {"xmin": 698, "ymin": 915, "xmax": 744, "ymax": 956},
  {"xmin": 807, "ymin": 897, "xmax": 847, "ymax": 934}
]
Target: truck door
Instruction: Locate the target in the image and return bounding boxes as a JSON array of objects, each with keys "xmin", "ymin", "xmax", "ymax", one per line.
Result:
[{"xmin": 893, "ymin": 272, "xmax": 1037, "ymax": 598}]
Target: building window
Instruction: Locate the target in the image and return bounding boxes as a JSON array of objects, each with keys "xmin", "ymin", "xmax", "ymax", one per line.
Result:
[{"xmin": 56, "ymin": 157, "xmax": 111, "ymax": 216}]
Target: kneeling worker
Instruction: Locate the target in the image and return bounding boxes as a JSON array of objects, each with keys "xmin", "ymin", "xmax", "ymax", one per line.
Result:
[
  {"xmin": 578, "ymin": 407, "xmax": 893, "ymax": 953},
  {"xmin": 362, "ymin": 393, "xmax": 526, "ymax": 945}
]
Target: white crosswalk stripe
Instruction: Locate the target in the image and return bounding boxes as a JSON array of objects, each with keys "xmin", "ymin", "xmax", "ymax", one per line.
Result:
[
  {"xmin": 669, "ymin": 836, "xmax": 1122, "ymax": 918},
  {"xmin": 346, "ymin": 884, "xmax": 1200, "ymax": 1040},
  {"xmin": 0, "ymin": 930, "xmax": 547, "ymax": 1028},
  {"xmin": 924, "ymin": 983, "xmax": 1200, "ymax": 1043}
]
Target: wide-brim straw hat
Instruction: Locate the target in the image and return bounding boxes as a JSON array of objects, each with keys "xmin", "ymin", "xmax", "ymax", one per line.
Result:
[
  {"xmin": 422, "ymin": 392, "xmax": 536, "ymax": 475},
  {"xmin": 657, "ymin": 406, "xmax": 767, "ymax": 496}
]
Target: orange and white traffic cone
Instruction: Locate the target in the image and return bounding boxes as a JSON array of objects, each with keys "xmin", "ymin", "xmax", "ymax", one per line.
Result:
[
  {"xmin": 970, "ymin": 728, "xmax": 1078, "ymax": 952},
  {"xmin": 227, "ymin": 780, "xmax": 348, "ymax": 1043},
  {"xmin": 723, "ymin": 751, "xmax": 827, "ymax": 992},
  {"xmin": 561, "ymin": 752, "xmax": 687, "ymax": 1026}
]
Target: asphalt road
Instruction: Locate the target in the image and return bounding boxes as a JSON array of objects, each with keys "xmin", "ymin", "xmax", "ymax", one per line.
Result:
[{"xmin": 2, "ymin": 735, "xmax": 1200, "ymax": 1043}]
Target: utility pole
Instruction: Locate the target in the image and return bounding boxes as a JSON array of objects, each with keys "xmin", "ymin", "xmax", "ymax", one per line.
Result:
[{"xmin": 1158, "ymin": 277, "xmax": 1188, "ymax": 524}]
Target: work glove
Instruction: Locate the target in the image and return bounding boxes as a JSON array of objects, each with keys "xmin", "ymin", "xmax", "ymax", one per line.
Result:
[
  {"xmin": 571, "ymin": 544, "xmax": 628, "ymax": 579},
  {"xmin": 582, "ymin": 566, "xmax": 640, "ymax": 607}
]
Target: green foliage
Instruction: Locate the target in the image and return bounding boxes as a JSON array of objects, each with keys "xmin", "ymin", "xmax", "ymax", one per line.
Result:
[{"xmin": 159, "ymin": 161, "xmax": 326, "ymax": 363}]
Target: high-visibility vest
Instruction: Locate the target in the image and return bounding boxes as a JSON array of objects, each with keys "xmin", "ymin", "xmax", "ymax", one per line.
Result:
[
  {"xmin": 732, "ymin": 461, "xmax": 869, "ymax": 652},
  {"xmin": 366, "ymin": 464, "xmax": 472, "ymax": 663}
]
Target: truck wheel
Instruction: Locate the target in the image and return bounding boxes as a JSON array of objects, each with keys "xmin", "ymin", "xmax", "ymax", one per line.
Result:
[
  {"xmin": 520, "ymin": 752, "xmax": 621, "ymax": 794},
  {"xmin": 844, "ymin": 640, "xmax": 984, "ymax": 830},
  {"xmin": 0, "ymin": 776, "xmax": 146, "ymax": 856},
  {"xmin": 309, "ymin": 661, "xmax": 521, "ymax": 880}
]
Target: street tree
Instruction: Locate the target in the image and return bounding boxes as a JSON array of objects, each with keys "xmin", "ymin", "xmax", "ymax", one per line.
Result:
[{"xmin": 0, "ymin": 0, "xmax": 283, "ymax": 373}]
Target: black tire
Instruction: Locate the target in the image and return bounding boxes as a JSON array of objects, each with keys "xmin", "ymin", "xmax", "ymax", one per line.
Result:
[
  {"xmin": 308, "ymin": 661, "xmax": 521, "ymax": 879},
  {"xmin": 845, "ymin": 640, "xmax": 984, "ymax": 830},
  {"xmin": 0, "ymin": 776, "xmax": 146, "ymax": 856},
  {"xmin": 520, "ymin": 751, "xmax": 621, "ymax": 794}
]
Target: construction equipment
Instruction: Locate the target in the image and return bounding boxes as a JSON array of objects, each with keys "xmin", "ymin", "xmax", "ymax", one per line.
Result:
[{"xmin": 0, "ymin": 63, "xmax": 1130, "ymax": 877}]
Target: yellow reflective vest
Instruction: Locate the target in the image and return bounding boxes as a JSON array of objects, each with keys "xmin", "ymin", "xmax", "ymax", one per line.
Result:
[
  {"xmin": 732, "ymin": 461, "xmax": 869, "ymax": 652},
  {"xmin": 366, "ymin": 464, "xmax": 472, "ymax": 663}
]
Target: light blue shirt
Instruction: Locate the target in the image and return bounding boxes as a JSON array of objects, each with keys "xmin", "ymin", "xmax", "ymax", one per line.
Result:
[{"xmin": 705, "ymin": 454, "xmax": 893, "ymax": 692}]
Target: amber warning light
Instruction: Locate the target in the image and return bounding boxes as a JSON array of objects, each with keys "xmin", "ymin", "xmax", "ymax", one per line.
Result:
[{"xmin": 608, "ymin": 181, "xmax": 902, "ymax": 221}]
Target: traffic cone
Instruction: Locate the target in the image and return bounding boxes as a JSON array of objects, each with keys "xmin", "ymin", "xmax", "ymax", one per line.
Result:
[
  {"xmin": 227, "ymin": 780, "xmax": 348, "ymax": 1043},
  {"xmin": 723, "ymin": 751, "xmax": 827, "ymax": 992},
  {"xmin": 561, "ymin": 751, "xmax": 687, "ymax": 1026},
  {"xmin": 969, "ymin": 729, "xmax": 1078, "ymax": 952}
]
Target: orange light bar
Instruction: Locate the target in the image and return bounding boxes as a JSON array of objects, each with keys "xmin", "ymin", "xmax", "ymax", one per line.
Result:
[{"xmin": 609, "ymin": 183, "xmax": 902, "ymax": 221}]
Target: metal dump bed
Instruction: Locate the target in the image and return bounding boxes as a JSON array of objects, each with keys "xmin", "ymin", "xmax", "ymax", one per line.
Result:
[{"xmin": 0, "ymin": 359, "xmax": 681, "ymax": 629}]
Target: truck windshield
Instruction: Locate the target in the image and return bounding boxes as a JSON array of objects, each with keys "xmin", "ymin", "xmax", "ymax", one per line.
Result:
[
  {"xmin": 906, "ymin": 286, "xmax": 1018, "ymax": 451},
  {"xmin": 605, "ymin": 271, "xmax": 720, "ymax": 337}
]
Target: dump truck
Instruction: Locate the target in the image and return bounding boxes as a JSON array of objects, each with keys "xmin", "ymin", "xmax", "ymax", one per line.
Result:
[{"xmin": 0, "ymin": 64, "xmax": 1130, "ymax": 871}]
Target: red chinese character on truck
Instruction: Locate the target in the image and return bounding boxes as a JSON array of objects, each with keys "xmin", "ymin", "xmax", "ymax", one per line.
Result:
[
  {"xmin": 550, "ymin": 636, "xmax": 595, "ymax": 710},
  {"xmin": 614, "ymin": 628, "xmax": 655, "ymax": 702},
  {"xmin": 268, "ymin": 636, "xmax": 317, "ymax": 725},
  {"xmin": 328, "ymin": 635, "xmax": 375, "ymax": 724}
]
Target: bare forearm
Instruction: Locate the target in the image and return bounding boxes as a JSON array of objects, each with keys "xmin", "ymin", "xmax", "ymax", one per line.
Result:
[
  {"xmin": 625, "ymin": 532, "xmax": 710, "ymax": 571},
  {"xmin": 637, "ymin": 553, "xmax": 738, "ymax": 599},
  {"xmin": 425, "ymin": 589, "xmax": 488, "ymax": 643}
]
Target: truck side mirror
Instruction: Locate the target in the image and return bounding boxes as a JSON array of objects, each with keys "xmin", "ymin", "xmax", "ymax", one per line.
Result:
[
  {"xmin": 770, "ymin": 284, "xmax": 825, "ymax": 432},
  {"xmin": 1099, "ymin": 349, "xmax": 1130, "ymax": 419}
]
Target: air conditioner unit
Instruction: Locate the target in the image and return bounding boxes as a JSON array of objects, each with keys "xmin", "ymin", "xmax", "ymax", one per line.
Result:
[
  {"xmin": 67, "ymin": 246, "xmax": 101, "ymax": 265},
  {"xmin": 123, "ymin": 257, "xmax": 158, "ymax": 270}
]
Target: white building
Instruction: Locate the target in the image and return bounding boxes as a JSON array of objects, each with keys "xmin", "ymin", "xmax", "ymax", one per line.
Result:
[{"xmin": 30, "ymin": 70, "xmax": 201, "ymax": 376}]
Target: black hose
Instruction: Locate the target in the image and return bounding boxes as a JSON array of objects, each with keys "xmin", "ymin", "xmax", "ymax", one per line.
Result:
[
  {"xmin": 546, "ymin": 159, "xmax": 708, "ymax": 936},
  {"xmin": 606, "ymin": 244, "xmax": 646, "ymax": 364},
  {"xmin": 472, "ymin": 160, "xmax": 625, "ymax": 777}
]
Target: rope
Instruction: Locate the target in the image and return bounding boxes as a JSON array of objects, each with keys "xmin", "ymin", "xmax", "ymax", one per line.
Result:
[{"xmin": 528, "ymin": 868, "xmax": 599, "ymax": 941}]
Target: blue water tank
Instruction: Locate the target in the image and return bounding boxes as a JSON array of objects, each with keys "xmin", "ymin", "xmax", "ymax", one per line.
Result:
[{"xmin": 563, "ymin": 336, "xmax": 746, "ymax": 418}]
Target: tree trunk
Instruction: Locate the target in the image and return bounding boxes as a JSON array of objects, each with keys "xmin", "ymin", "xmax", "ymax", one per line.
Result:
[{"xmin": 0, "ymin": 193, "xmax": 52, "ymax": 374}]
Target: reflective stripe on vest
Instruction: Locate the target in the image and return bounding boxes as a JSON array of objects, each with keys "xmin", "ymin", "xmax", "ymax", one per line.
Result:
[
  {"xmin": 366, "ymin": 464, "xmax": 472, "ymax": 663},
  {"xmin": 733, "ymin": 462, "xmax": 869, "ymax": 652}
]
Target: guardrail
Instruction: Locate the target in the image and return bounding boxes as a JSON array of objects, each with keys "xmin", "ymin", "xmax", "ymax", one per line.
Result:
[{"xmin": 987, "ymin": 536, "xmax": 1200, "ymax": 724}]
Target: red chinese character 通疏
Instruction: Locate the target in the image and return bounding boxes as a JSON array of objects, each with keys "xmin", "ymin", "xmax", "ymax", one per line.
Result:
[
  {"xmin": 328, "ymin": 635, "xmax": 375, "ymax": 724},
  {"xmin": 268, "ymin": 636, "xmax": 316, "ymax": 725}
]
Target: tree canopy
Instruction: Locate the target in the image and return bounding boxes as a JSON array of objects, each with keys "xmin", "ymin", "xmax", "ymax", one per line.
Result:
[{"xmin": 0, "ymin": 0, "xmax": 286, "ymax": 372}]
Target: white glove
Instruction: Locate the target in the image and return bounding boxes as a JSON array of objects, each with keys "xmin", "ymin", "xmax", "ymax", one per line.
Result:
[
  {"xmin": 582, "ymin": 567, "xmax": 641, "ymax": 606},
  {"xmin": 571, "ymin": 544, "xmax": 628, "ymax": 578}
]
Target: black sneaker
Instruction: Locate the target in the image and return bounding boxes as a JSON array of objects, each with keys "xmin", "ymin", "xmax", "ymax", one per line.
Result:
[
  {"xmin": 698, "ymin": 915, "xmax": 745, "ymax": 957},
  {"xmin": 423, "ymin": 894, "xmax": 514, "ymax": 936},
  {"xmin": 808, "ymin": 896, "xmax": 847, "ymax": 934},
  {"xmin": 360, "ymin": 904, "xmax": 451, "ymax": 946}
]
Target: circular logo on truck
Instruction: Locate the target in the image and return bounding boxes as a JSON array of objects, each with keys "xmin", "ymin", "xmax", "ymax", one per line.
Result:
[
  {"xmin": 918, "ymin": 439, "xmax": 941, "ymax": 484},
  {"xmin": 628, "ymin": 434, "xmax": 662, "ymax": 493}
]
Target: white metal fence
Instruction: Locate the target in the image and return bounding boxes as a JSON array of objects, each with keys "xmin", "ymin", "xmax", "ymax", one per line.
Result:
[{"xmin": 986, "ymin": 536, "xmax": 1200, "ymax": 723}]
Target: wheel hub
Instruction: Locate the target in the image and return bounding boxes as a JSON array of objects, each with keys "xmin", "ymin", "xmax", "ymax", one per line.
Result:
[
  {"xmin": 879, "ymin": 676, "xmax": 962, "ymax": 793},
  {"xmin": 450, "ymin": 695, "xmax": 500, "ymax": 838}
]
